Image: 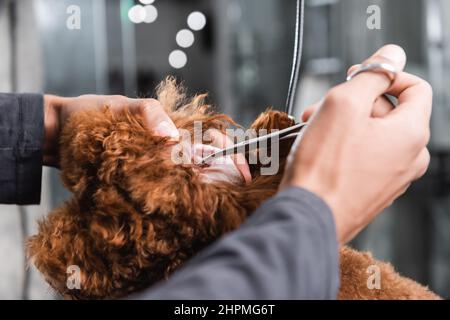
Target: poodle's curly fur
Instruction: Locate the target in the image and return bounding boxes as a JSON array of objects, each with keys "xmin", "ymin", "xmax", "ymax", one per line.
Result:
[{"xmin": 27, "ymin": 78, "xmax": 440, "ymax": 300}]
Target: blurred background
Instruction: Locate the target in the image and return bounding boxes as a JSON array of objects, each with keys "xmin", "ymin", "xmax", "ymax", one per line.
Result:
[{"xmin": 0, "ymin": 0, "xmax": 449, "ymax": 299}]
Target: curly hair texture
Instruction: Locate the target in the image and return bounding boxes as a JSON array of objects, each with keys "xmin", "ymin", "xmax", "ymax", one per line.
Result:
[{"xmin": 28, "ymin": 78, "xmax": 440, "ymax": 300}]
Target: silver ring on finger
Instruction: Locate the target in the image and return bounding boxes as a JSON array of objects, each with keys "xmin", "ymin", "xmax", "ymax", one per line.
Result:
[{"xmin": 346, "ymin": 62, "xmax": 398, "ymax": 85}]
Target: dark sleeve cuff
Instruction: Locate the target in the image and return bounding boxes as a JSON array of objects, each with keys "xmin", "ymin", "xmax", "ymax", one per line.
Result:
[{"xmin": 0, "ymin": 93, "xmax": 44, "ymax": 205}]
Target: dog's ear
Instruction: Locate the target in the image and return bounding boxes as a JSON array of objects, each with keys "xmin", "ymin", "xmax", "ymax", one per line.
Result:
[
  {"xmin": 26, "ymin": 199, "xmax": 95, "ymax": 299},
  {"xmin": 26, "ymin": 194, "xmax": 158, "ymax": 300}
]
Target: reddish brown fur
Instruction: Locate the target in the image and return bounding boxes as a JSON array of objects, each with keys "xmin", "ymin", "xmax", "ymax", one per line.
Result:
[{"xmin": 27, "ymin": 78, "xmax": 440, "ymax": 300}]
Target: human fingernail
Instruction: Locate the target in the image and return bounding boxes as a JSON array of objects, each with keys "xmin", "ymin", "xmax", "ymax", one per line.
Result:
[
  {"xmin": 377, "ymin": 45, "xmax": 406, "ymax": 64},
  {"xmin": 154, "ymin": 121, "xmax": 179, "ymax": 139}
]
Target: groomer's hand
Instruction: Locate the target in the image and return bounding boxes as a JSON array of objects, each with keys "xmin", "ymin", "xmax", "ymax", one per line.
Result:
[
  {"xmin": 43, "ymin": 95, "xmax": 179, "ymax": 167},
  {"xmin": 281, "ymin": 44, "xmax": 433, "ymax": 246}
]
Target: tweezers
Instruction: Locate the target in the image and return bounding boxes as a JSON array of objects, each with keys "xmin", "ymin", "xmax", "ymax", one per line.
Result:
[{"xmin": 200, "ymin": 122, "xmax": 308, "ymax": 165}]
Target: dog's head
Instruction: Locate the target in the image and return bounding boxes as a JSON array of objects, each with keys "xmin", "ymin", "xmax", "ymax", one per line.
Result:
[{"xmin": 27, "ymin": 78, "xmax": 296, "ymax": 299}]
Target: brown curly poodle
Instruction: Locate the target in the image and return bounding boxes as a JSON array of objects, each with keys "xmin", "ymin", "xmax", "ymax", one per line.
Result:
[{"xmin": 27, "ymin": 78, "xmax": 440, "ymax": 300}]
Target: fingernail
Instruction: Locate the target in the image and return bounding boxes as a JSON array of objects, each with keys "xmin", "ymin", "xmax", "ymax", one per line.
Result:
[
  {"xmin": 377, "ymin": 45, "xmax": 406, "ymax": 63},
  {"xmin": 154, "ymin": 121, "xmax": 179, "ymax": 139}
]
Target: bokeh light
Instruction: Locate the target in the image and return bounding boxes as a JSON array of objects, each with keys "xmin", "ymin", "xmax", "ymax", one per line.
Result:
[
  {"xmin": 169, "ymin": 50, "xmax": 188, "ymax": 69},
  {"xmin": 128, "ymin": 5, "xmax": 146, "ymax": 24},
  {"xmin": 143, "ymin": 5, "xmax": 158, "ymax": 23},
  {"xmin": 187, "ymin": 11, "xmax": 207, "ymax": 31},
  {"xmin": 176, "ymin": 29, "xmax": 195, "ymax": 48}
]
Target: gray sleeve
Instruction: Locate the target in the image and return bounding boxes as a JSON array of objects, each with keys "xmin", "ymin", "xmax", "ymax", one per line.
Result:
[
  {"xmin": 0, "ymin": 93, "xmax": 44, "ymax": 205},
  {"xmin": 131, "ymin": 187, "xmax": 340, "ymax": 300}
]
